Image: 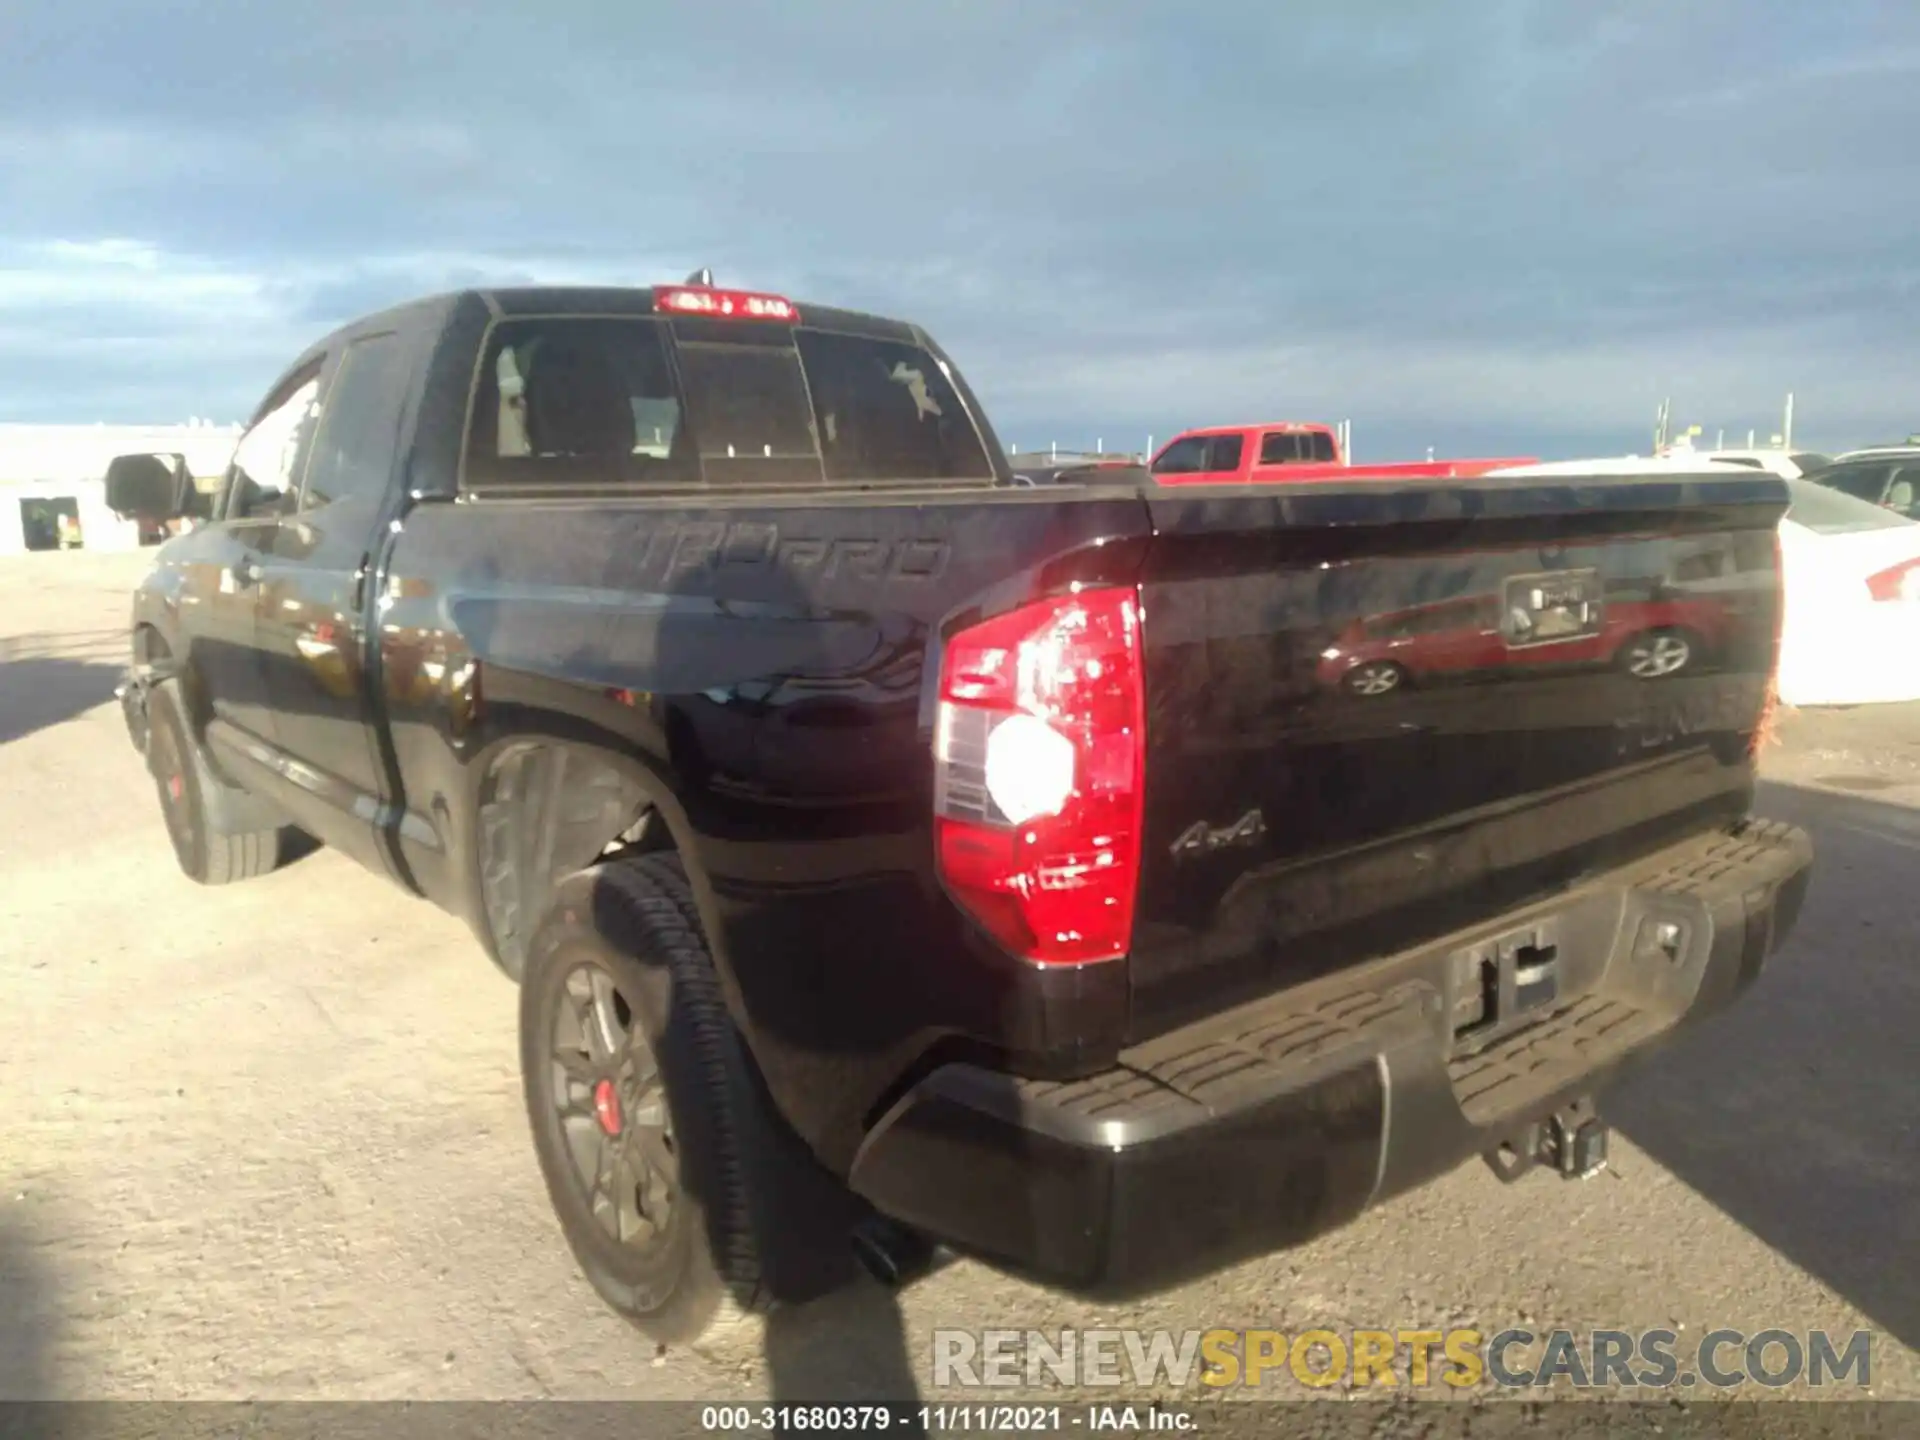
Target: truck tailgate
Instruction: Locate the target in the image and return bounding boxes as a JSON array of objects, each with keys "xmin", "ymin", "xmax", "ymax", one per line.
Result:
[{"xmin": 1129, "ymin": 475, "xmax": 1788, "ymax": 1040}]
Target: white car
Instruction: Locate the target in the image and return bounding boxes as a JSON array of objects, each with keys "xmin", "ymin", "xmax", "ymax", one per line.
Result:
[
  {"xmin": 1776, "ymin": 478, "xmax": 1920, "ymax": 707},
  {"xmin": 1489, "ymin": 451, "xmax": 1826, "ymax": 480},
  {"xmin": 1832, "ymin": 440, "xmax": 1920, "ymax": 463},
  {"xmin": 1487, "ymin": 454, "xmax": 1750, "ymax": 479},
  {"xmin": 1686, "ymin": 447, "xmax": 1830, "ymax": 480}
]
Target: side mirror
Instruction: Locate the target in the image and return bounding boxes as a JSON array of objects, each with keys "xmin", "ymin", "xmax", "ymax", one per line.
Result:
[{"xmin": 105, "ymin": 453, "xmax": 192, "ymax": 521}]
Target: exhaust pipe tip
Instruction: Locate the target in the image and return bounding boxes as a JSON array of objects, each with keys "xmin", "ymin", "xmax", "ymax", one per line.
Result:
[{"xmin": 850, "ymin": 1217, "xmax": 939, "ymax": 1290}]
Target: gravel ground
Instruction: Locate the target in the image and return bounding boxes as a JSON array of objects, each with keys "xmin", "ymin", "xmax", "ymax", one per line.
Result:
[{"xmin": 2, "ymin": 551, "xmax": 1915, "ymax": 1416}]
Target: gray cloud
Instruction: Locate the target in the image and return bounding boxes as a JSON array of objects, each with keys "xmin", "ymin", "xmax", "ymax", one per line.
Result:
[{"xmin": 1, "ymin": 0, "xmax": 1915, "ymax": 455}]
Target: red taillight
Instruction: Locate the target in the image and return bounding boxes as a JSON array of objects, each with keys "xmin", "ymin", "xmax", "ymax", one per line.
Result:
[
  {"xmin": 933, "ymin": 586, "xmax": 1145, "ymax": 966},
  {"xmin": 654, "ymin": 285, "xmax": 799, "ymax": 322},
  {"xmin": 1865, "ymin": 556, "xmax": 1920, "ymax": 603}
]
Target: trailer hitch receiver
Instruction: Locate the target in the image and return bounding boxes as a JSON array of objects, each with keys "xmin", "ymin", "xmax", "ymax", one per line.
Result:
[{"xmin": 1483, "ymin": 1097, "xmax": 1609, "ymax": 1183}]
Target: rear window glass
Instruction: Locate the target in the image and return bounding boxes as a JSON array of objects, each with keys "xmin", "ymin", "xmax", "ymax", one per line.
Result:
[
  {"xmin": 1786, "ymin": 477, "xmax": 1917, "ymax": 533},
  {"xmin": 462, "ymin": 315, "xmax": 992, "ymax": 489},
  {"xmin": 1259, "ymin": 429, "xmax": 1336, "ymax": 464},
  {"xmin": 795, "ymin": 329, "xmax": 993, "ymax": 482},
  {"xmin": 675, "ymin": 342, "xmax": 819, "ymax": 461}
]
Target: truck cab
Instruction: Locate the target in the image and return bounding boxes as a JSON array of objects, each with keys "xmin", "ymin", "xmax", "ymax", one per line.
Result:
[{"xmin": 1148, "ymin": 421, "xmax": 1343, "ymax": 483}]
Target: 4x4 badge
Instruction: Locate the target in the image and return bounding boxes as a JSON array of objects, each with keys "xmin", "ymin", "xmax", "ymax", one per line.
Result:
[{"xmin": 1170, "ymin": 809, "xmax": 1267, "ymax": 861}]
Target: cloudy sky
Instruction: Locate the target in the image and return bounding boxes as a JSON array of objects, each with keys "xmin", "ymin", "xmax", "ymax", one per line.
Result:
[{"xmin": 2, "ymin": 0, "xmax": 1915, "ymax": 459}]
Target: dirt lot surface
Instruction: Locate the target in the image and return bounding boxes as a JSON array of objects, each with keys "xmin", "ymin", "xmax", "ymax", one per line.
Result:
[{"xmin": 4, "ymin": 551, "xmax": 1916, "ymax": 1413}]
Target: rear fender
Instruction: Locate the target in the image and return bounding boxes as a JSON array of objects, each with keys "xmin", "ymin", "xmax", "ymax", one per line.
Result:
[{"xmin": 459, "ymin": 732, "xmax": 752, "ymax": 1019}]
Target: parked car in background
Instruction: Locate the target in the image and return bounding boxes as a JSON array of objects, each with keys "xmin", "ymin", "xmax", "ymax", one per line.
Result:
[
  {"xmin": 1006, "ymin": 451, "xmax": 1143, "ymax": 485},
  {"xmin": 1492, "ymin": 456, "xmax": 1920, "ymax": 705},
  {"xmin": 1495, "ymin": 453, "xmax": 1808, "ymax": 480},
  {"xmin": 1832, "ymin": 435, "xmax": 1920, "ymax": 461},
  {"xmin": 1776, "ymin": 478, "xmax": 1920, "ymax": 706},
  {"xmin": 1148, "ymin": 421, "xmax": 1535, "ymax": 485},
  {"xmin": 1802, "ymin": 451, "xmax": 1920, "ymax": 521},
  {"xmin": 1317, "ymin": 591, "xmax": 1733, "ymax": 697}
]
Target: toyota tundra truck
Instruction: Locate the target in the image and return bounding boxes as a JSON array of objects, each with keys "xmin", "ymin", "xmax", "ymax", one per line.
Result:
[{"xmin": 109, "ymin": 279, "xmax": 1812, "ymax": 1343}]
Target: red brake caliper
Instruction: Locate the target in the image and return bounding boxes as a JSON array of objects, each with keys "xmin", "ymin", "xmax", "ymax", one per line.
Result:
[{"xmin": 592, "ymin": 1078, "xmax": 622, "ymax": 1137}]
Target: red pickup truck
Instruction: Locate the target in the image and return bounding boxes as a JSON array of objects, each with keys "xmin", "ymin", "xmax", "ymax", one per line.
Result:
[{"xmin": 1149, "ymin": 421, "xmax": 1536, "ymax": 485}]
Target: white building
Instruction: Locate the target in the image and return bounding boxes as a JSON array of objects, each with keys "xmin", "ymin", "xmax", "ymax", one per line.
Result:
[{"xmin": 0, "ymin": 420, "xmax": 242, "ymax": 555}]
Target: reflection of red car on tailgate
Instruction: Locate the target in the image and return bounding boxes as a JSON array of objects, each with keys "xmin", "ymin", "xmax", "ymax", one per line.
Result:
[{"xmin": 1316, "ymin": 592, "xmax": 1733, "ymax": 697}]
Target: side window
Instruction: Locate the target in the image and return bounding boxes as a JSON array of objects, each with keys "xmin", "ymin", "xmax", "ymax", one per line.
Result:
[
  {"xmin": 1887, "ymin": 465, "xmax": 1920, "ymax": 517},
  {"xmin": 224, "ymin": 370, "xmax": 322, "ymax": 521},
  {"xmin": 1150, "ymin": 436, "xmax": 1210, "ymax": 475},
  {"xmin": 300, "ymin": 333, "xmax": 409, "ymax": 511},
  {"xmin": 462, "ymin": 317, "xmax": 695, "ymax": 488},
  {"xmin": 1361, "ymin": 612, "xmax": 1405, "ymax": 640},
  {"xmin": 1822, "ymin": 464, "xmax": 1892, "ymax": 504},
  {"xmin": 1412, "ymin": 600, "xmax": 1478, "ymax": 634},
  {"xmin": 1204, "ymin": 434, "xmax": 1245, "ymax": 472}
]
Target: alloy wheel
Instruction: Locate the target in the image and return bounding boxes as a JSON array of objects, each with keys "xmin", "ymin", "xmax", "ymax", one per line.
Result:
[
  {"xmin": 1349, "ymin": 662, "xmax": 1404, "ymax": 696},
  {"xmin": 548, "ymin": 964, "xmax": 678, "ymax": 1254},
  {"xmin": 1626, "ymin": 633, "xmax": 1691, "ymax": 679}
]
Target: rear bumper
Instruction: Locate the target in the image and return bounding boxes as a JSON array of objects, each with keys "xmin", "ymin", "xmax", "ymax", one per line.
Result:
[{"xmin": 848, "ymin": 819, "xmax": 1812, "ymax": 1295}]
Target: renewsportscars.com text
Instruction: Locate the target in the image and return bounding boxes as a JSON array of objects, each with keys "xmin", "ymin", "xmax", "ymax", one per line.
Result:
[{"xmin": 931, "ymin": 1327, "xmax": 1874, "ymax": 1392}]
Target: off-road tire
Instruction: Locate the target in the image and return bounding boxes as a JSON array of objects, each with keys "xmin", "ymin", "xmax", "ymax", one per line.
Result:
[
  {"xmin": 518, "ymin": 853, "xmax": 861, "ymax": 1345},
  {"xmin": 145, "ymin": 681, "xmax": 284, "ymax": 885}
]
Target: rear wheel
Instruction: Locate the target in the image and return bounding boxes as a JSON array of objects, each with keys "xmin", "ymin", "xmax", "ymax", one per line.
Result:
[
  {"xmin": 145, "ymin": 682, "xmax": 284, "ymax": 885},
  {"xmin": 1620, "ymin": 628, "xmax": 1696, "ymax": 680},
  {"xmin": 518, "ymin": 854, "xmax": 861, "ymax": 1344}
]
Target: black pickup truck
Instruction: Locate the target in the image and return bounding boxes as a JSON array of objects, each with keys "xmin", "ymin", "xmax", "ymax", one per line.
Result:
[{"xmin": 110, "ymin": 279, "xmax": 1812, "ymax": 1343}]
